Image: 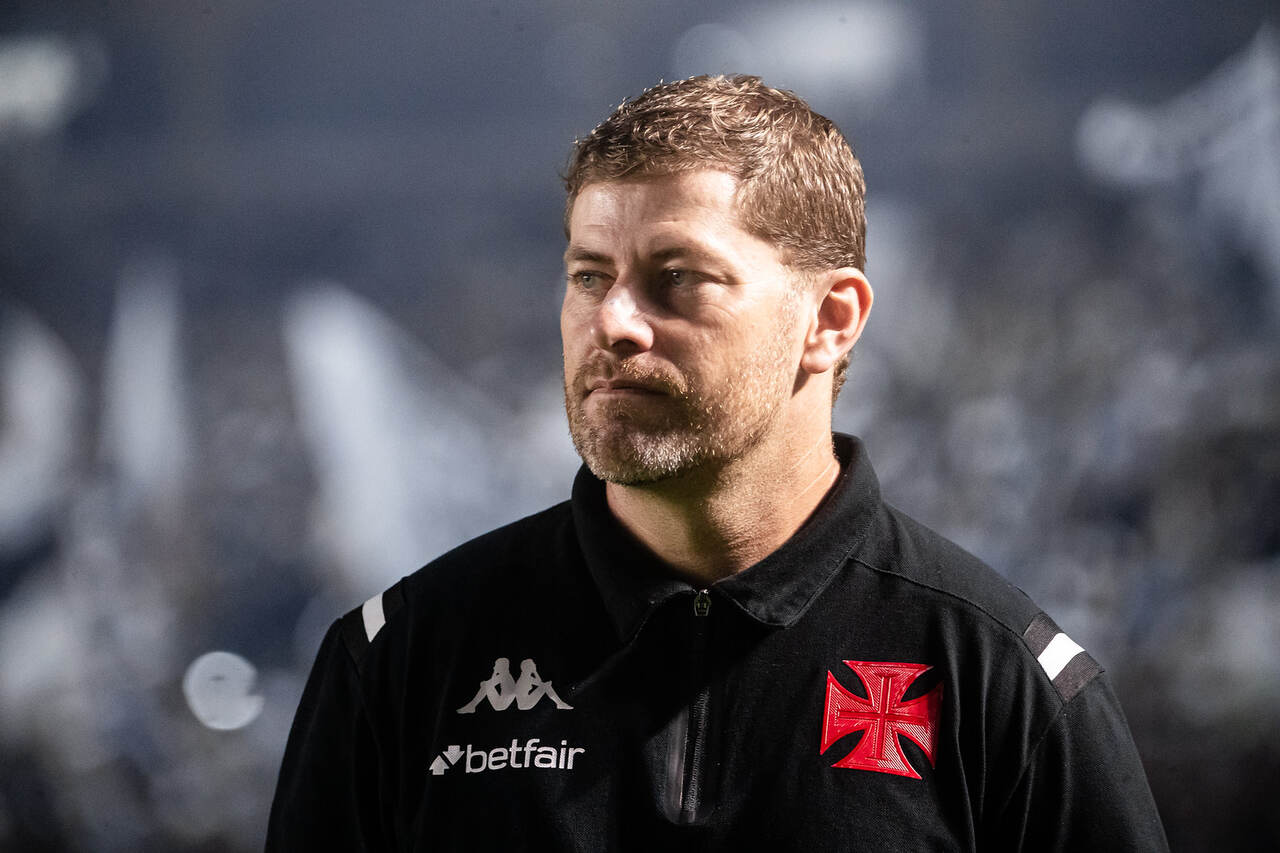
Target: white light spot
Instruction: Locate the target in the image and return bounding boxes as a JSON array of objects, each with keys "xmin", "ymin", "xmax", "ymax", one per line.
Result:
[
  {"xmin": 677, "ymin": 3, "xmax": 925, "ymax": 106},
  {"xmin": 0, "ymin": 34, "xmax": 103, "ymax": 138},
  {"xmin": 1076, "ymin": 98, "xmax": 1173, "ymax": 187},
  {"xmin": 101, "ymin": 257, "xmax": 191, "ymax": 503},
  {"xmin": 183, "ymin": 651, "xmax": 264, "ymax": 731}
]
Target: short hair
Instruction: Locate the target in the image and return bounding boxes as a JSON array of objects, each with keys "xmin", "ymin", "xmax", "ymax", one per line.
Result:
[{"xmin": 564, "ymin": 74, "xmax": 867, "ymax": 399}]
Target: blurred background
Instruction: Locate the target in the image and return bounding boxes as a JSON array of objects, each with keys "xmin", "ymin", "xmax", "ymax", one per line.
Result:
[{"xmin": 1, "ymin": 0, "xmax": 1277, "ymax": 849}]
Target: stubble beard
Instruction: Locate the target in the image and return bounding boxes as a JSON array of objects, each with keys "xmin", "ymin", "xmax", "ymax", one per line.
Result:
[{"xmin": 564, "ymin": 306, "xmax": 799, "ymax": 486}]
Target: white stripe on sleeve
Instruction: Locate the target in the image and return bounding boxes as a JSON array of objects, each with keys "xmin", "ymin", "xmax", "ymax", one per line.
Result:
[
  {"xmin": 1037, "ymin": 632, "xmax": 1085, "ymax": 680},
  {"xmin": 361, "ymin": 593, "xmax": 386, "ymax": 643}
]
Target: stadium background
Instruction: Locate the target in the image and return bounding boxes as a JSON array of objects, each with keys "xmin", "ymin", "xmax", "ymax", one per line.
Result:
[{"xmin": 1, "ymin": 1, "xmax": 1277, "ymax": 849}]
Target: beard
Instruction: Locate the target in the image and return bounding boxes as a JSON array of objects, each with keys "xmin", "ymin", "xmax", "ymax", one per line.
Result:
[{"xmin": 564, "ymin": 306, "xmax": 799, "ymax": 486}]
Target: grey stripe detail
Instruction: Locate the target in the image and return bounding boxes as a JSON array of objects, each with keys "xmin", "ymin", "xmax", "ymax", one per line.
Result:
[
  {"xmin": 1022, "ymin": 612, "xmax": 1061, "ymax": 657},
  {"xmin": 1053, "ymin": 650, "xmax": 1102, "ymax": 703}
]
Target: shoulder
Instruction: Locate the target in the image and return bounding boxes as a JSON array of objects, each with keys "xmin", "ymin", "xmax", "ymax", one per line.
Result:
[
  {"xmin": 856, "ymin": 502, "xmax": 1036, "ymax": 629},
  {"xmin": 854, "ymin": 502, "xmax": 1102, "ymax": 703},
  {"xmin": 403, "ymin": 499, "xmax": 578, "ymax": 600},
  {"xmin": 338, "ymin": 500, "xmax": 578, "ymax": 673}
]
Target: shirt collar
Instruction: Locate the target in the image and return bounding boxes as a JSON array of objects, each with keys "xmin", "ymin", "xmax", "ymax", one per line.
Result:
[{"xmin": 571, "ymin": 433, "xmax": 881, "ymax": 642}]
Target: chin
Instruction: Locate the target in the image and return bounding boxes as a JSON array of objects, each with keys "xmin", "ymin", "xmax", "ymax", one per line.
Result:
[{"xmin": 572, "ymin": 428, "xmax": 705, "ymax": 486}]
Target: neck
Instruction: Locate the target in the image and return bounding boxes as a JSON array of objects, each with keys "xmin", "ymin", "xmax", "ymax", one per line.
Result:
[{"xmin": 605, "ymin": 429, "xmax": 841, "ymax": 587}]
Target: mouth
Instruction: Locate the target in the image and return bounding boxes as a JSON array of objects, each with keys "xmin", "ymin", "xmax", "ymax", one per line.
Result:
[{"xmin": 585, "ymin": 378, "xmax": 666, "ymax": 397}]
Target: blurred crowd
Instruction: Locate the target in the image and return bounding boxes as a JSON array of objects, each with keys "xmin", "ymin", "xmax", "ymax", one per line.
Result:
[{"xmin": 0, "ymin": 2, "xmax": 1277, "ymax": 850}]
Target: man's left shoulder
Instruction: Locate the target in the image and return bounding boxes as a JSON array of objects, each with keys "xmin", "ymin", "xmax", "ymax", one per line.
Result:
[
  {"xmin": 853, "ymin": 503, "xmax": 1104, "ymax": 703},
  {"xmin": 857, "ymin": 503, "xmax": 1038, "ymax": 628}
]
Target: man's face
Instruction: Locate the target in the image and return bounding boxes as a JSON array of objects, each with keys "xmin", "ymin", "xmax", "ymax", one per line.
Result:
[{"xmin": 561, "ymin": 170, "xmax": 805, "ymax": 485}]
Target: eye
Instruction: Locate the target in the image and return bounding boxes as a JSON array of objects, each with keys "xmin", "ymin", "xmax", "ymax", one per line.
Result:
[
  {"xmin": 569, "ymin": 270, "xmax": 605, "ymax": 290},
  {"xmin": 663, "ymin": 268, "xmax": 691, "ymax": 286}
]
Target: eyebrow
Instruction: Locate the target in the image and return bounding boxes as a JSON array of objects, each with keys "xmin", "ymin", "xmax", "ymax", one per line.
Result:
[
  {"xmin": 649, "ymin": 246, "xmax": 724, "ymax": 267},
  {"xmin": 563, "ymin": 246, "xmax": 612, "ymax": 265},
  {"xmin": 562, "ymin": 244, "xmax": 727, "ymax": 268}
]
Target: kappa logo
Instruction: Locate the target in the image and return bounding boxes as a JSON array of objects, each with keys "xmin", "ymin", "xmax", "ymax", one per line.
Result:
[
  {"xmin": 821, "ymin": 660, "xmax": 943, "ymax": 780},
  {"xmin": 457, "ymin": 657, "xmax": 572, "ymax": 714}
]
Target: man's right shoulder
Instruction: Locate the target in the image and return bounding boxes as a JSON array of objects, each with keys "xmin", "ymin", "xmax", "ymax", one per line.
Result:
[
  {"xmin": 405, "ymin": 498, "xmax": 578, "ymax": 597},
  {"xmin": 337, "ymin": 499, "xmax": 578, "ymax": 672}
]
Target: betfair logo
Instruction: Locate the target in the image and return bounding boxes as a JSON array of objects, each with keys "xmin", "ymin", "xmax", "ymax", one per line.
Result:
[
  {"xmin": 456, "ymin": 657, "xmax": 572, "ymax": 713},
  {"xmin": 429, "ymin": 739, "xmax": 586, "ymax": 776}
]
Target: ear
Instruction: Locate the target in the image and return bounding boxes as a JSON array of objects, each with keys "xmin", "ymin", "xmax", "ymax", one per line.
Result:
[{"xmin": 799, "ymin": 268, "xmax": 873, "ymax": 375}]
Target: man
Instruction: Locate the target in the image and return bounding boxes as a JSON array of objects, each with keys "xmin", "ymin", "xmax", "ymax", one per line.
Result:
[{"xmin": 268, "ymin": 75, "xmax": 1168, "ymax": 850}]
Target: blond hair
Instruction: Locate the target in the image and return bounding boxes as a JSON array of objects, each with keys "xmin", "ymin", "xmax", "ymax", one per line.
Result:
[{"xmin": 564, "ymin": 75, "xmax": 867, "ymax": 398}]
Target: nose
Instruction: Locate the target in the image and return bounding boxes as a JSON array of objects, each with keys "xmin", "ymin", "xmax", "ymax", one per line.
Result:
[{"xmin": 593, "ymin": 281, "xmax": 653, "ymax": 354}]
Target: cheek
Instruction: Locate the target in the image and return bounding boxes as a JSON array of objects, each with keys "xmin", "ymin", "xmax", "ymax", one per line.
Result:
[
  {"xmin": 561, "ymin": 289, "xmax": 607, "ymax": 350},
  {"xmin": 560, "ymin": 308, "xmax": 591, "ymax": 366},
  {"xmin": 560, "ymin": 287, "xmax": 591, "ymax": 326},
  {"xmin": 559, "ymin": 298, "xmax": 580, "ymax": 345}
]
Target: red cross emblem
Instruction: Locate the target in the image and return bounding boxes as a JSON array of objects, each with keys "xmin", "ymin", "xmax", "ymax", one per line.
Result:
[{"xmin": 821, "ymin": 660, "xmax": 943, "ymax": 779}]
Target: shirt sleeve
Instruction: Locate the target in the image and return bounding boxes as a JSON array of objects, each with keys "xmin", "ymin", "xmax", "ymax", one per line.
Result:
[
  {"xmin": 265, "ymin": 619, "xmax": 389, "ymax": 852},
  {"xmin": 992, "ymin": 673, "xmax": 1169, "ymax": 851}
]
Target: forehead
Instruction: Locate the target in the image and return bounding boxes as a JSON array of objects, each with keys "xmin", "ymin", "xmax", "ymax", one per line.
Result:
[{"xmin": 569, "ymin": 171, "xmax": 744, "ymax": 237}]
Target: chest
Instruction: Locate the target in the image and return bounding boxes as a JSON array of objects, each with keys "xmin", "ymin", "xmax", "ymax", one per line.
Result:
[{"xmin": 378, "ymin": 597, "xmax": 1003, "ymax": 851}]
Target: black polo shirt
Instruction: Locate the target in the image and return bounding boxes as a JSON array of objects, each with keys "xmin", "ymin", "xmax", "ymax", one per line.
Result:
[{"xmin": 267, "ymin": 434, "xmax": 1168, "ymax": 851}]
